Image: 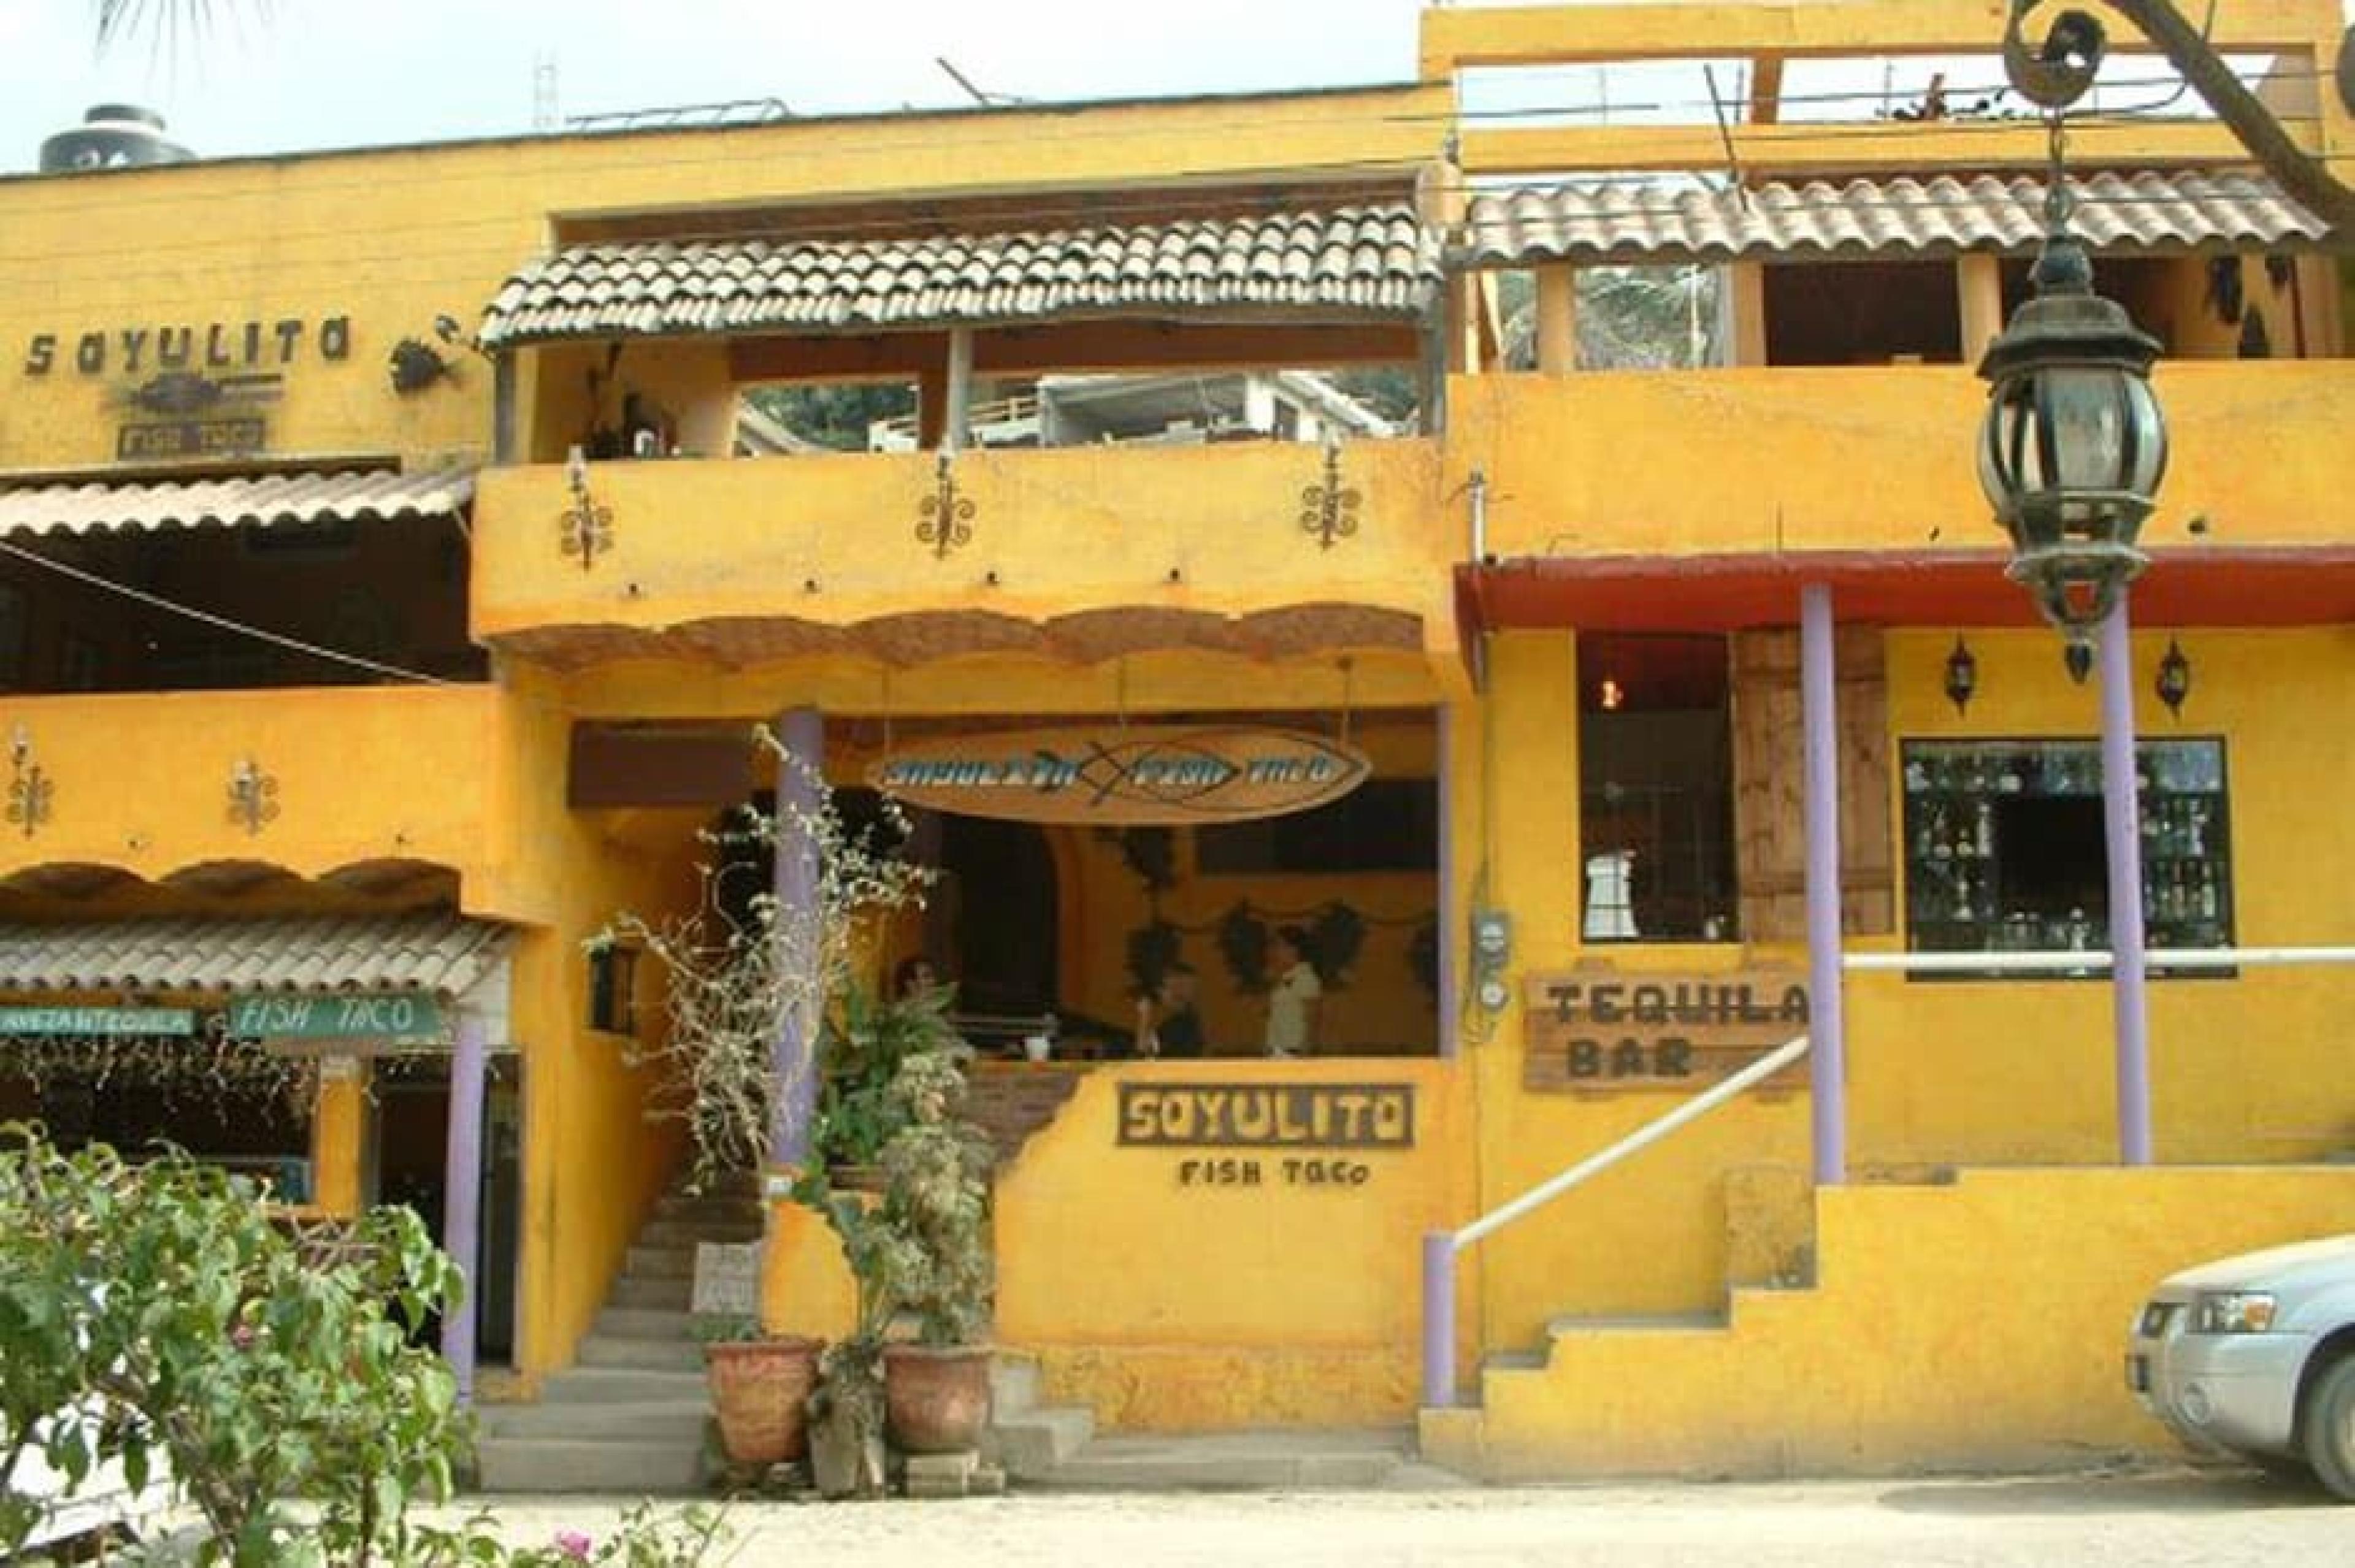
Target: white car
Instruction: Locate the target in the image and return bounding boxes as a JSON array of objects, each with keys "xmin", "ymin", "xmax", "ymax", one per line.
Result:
[{"xmin": 2126, "ymin": 1235, "xmax": 2355, "ymax": 1499}]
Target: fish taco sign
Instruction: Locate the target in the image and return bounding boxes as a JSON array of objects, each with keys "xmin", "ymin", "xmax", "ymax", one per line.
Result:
[{"xmin": 867, "ymin": 724, "xmax": 1369, "ymax": 825}]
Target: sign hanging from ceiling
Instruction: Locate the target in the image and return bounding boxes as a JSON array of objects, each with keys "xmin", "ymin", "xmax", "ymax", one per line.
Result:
[{"xmin": 867, "ymin": 725, "xmax": 1370, "ymax": 825}]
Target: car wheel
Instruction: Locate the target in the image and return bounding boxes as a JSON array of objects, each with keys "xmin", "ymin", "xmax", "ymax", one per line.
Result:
[{"xmin": 2302, "ymin": 1355, "xmax": 2355, "ymax": 1502}]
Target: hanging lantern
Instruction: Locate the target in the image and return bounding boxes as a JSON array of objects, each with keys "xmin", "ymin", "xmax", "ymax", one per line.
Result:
[
  {"xmin": 1975, "ymin": 226, "xmax": 2168, "ymax": 648},
  {"xmin": 1942, "ymin": 637, "xmax": 1978, "ymax": 716},
  {"xmin": 2154, "ymin": 638, "xmax": 2192, "ymax": 718}
]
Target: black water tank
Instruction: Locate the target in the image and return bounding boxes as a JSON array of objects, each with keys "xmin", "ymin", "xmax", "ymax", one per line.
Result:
[{"xmin": 39, "ymin": 105, "xmax": 194, "ymax": 174}]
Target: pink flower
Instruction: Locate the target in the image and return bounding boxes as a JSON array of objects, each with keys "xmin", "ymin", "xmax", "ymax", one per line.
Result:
[{"xmin": 554, "ymin": 1530, "xmax": 593, "ymax": 1561}]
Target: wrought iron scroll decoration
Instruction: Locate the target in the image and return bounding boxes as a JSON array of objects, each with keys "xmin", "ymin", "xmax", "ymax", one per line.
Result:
[
  {"xmin": 558, "ymin": 448, "xmax": 613, "ymax": 572},
  {"xmin": 1299, "ymin": 439, "xmax": 1361, "ymax": 551},
  {"xmin": 228, "ymin": 757, "xmax": 280, "ymax": 836},
  {"xmin": 6, "ymin": 727, "xmax": 52, "ymax": 839},
  {"xmin": 916, "ymin": 453, "xmax": 976, "ymax": 558}
]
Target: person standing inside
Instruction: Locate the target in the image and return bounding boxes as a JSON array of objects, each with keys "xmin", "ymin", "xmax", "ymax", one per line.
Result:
[
  {"xmin": 1133, "ymin": 962, "xmax": 1205, "ymax": 1059},
  {"xmin": 1263, "ymin": 927, "xmax": 1322, "ymax": 1058}
]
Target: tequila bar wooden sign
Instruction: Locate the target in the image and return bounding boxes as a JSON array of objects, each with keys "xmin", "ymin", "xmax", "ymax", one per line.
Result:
[
  {"xmin": 1524, "ymin": 967, "xmax": 1810, "ymax": 1093},
  {"xmin": 868, "ymin": 725, "xmax": 1368, "ymax": 825}
]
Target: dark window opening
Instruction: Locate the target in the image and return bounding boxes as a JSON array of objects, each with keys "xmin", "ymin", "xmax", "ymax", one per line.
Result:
[
  {"xmin": 1195, "ymin": 779, "xmax": 1438, "ymax": 876},
  {"xmin": 1765, "ymin": 259, "xmax": 1963, "ymax": 366},
  {"xmin": 1578, "ymin": 633, "xmax": 1738, "ymax": 943},
  {"xmin": 589, "ymin": 945, "xmax": 638, "ymax": 1034},
  {"xmin": 1901, "ymin": 737, "xmax": 2233, "ymax": 979}
]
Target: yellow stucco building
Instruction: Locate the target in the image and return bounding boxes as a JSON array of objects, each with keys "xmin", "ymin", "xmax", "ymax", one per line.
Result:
[{"xmin": 0, "ymin": 0, "xmax": 2349, "ymax": 1490}]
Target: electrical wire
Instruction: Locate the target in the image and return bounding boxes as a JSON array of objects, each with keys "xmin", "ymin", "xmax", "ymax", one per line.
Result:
[{"xmin": 0, "ymin": 536, "xmax": 454, "ymax": 686}]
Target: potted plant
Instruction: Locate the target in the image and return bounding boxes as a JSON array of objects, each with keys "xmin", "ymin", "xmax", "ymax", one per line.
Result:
[
  {"xmin": 594, "ymin": 726, "xmax": 935, "ymax": 1490},
  {"xmin": 797, "ymin": 987, "xmax": 996, "ymax": 1473},
  {"xmin": 690, "ymin": 1312, "xmax": 822, "ymax": 1469}
]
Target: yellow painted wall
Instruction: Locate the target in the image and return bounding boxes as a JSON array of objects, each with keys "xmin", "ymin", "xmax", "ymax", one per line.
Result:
[
  {"xmin": 0, "ymin": 83, "xmax": 1444, "ymax": 474},
  {"xmin": 471, "ymin": 441, "xmax": 1452, "ymax": 651},
  {"xmin": 0, "ymin": 686, "xmax": 499, "ymax": 890},
  {"xmin": 1856, "ymin": 627, "xmax": 2355, "ymax": 1167},
  {"xmin": 992, "ymin": 1058, "xmax": 1475, "ymax": 1429},
  {"xmin": 1431, "ymin": 1165, "xmax": 2355, "ymax": 1478},
  {"xmin": 1450, "ymin": 365, "xmax": 2355, "ymax": 559}
]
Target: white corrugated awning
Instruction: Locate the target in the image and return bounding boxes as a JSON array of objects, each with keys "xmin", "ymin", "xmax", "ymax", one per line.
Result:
[
  {"xmin": 0, "ymin": 911, "xmax": 511, "ymax": 998},
  {"xmin": 0, "ymin": 467, "xmax": 476, "ymax": 538}
]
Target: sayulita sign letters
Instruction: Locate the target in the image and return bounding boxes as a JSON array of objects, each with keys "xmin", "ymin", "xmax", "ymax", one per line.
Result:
[
  {"xmin": 1118, "ymin": 1080, "xmax": 1414, "ymax": 1189},
  {"xmin": 20, "ymin": 312, "xmax": 356, "ymax": 462},
  {"xmin": 869, "ymin": 724, "xmax": 1371, "ymax": 825},
  {"xmin": 1524, "ymin": 968, "xmax": 1810, "ymax": 1093}
]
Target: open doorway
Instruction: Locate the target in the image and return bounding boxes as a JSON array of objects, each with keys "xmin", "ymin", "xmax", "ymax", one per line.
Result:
[{"xmin": 365, "ymin": 1055, "xmax": 523, "ymax": 1364}]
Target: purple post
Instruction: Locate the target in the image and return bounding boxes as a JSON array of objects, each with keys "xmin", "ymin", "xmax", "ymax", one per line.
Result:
[
  {"xmin": 770, "ymin": 706, "xmax": 825, "ymax": 1167},
  {"xmin": 1436, "ymin": 702, "xmax": 1460, "ymax": 1059},
  {"xmin": 438, "ymin": 1009, "xmax": 488, "ymax": 1404},
  {"xmin": 2098, "ymin": 602, "xmax": 2153, "ymax": 1165},
  {"xmin": 1421, "ymin": 1230, "xmax": 1457, "ymax": 1408},
  {"xmin": 1800, "ymin": 583, "xmax": 1847, "ymax": 1185}
]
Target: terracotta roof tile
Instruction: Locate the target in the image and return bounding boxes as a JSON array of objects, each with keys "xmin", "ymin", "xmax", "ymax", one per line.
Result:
[
  {"xmin": 479, "ymin": 204, "xmax": 1440, "ymax": 348},
  {"xmin": 1461, "ymin": 170, "xmax": 2330, "ymax": 266}
]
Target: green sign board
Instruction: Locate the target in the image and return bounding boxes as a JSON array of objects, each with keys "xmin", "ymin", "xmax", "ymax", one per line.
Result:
[
  {"xmin": 0, "ymin": 1006, "xmax": 195, "ymax": 1036},
  {"xmin": 228, "ymin": 991, "xmax": 446, "ymax": 1042}
]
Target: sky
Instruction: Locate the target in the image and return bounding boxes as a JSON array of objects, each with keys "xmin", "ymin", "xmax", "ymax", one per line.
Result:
[
  {"xmin": 0, "ymin": 1, "xmax": 1424, "ymax": 170},
  {"xmin": 1, "ymin": 1, "xmax": 2347, "ymax": 174}
]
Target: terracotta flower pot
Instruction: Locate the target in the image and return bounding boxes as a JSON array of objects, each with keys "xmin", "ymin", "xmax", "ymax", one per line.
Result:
[
  {"xmin": 881, "ymin": 1342, "xmax": 994, "ymax": 1454},
  {"xmin": 704, "ymin": 1335, "xmax": 824, "ymax": 1465}
]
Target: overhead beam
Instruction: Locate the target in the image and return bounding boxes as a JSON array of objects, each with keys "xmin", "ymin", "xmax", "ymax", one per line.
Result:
[
  {"xmin": 729, "ymin": 320, "xmax": 1420, "ymax": 383},
  {"xmin": 1458, "ymin": 117, "xmax": 2287, "ymax": 177},
  {"xmin": 1420, "ymin": 0, "xmax": 2334, "ymax": 75}
]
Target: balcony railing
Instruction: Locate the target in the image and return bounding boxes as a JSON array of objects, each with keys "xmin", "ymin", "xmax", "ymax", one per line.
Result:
[
  {"xmin": 472, "ymin": 439, "xmax": 1447, "ymax": 649},
  {"xmin": 1449, "ymin": 361, "xmax": 2355, "ymax": 561},
  {"xmin": 0, "ymin": 685, "xmax": 500, "ymax": 889}
]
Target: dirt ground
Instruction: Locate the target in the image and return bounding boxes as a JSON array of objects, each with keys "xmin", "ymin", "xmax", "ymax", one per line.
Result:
[{"xmin": 450, "ymin": 1465, "xmax": 2349, "ymax": 1567}]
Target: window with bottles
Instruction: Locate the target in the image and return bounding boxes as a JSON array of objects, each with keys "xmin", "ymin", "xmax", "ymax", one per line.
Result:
[{"xmin": 1900, "ymin": 738, "xmax": 2232, "ymax": 979}]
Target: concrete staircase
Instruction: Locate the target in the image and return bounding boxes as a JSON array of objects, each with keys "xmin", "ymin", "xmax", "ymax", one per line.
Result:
[
  {"xmin": 475, "ymin": 1184, "xmax": 761, "ymax": 1493},
  {"xmin": 986, "ymin": 1354, "xmax": 1430, "ymax": 1489}
]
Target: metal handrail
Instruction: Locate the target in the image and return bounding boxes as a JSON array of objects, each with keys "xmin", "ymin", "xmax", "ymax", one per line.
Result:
[
  {"xmin": 1421, "ymin": 1030, "xmax": 1812, "ymax": 1407},
  {"xmin": 1845, "ymin": 945, "xmax": 2355, "ymax": 974}
]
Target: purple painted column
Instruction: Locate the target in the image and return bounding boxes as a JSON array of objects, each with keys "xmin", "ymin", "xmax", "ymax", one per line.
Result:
[
  {"xmin": 1421, "ymin": 1230, "xmax": 1456, "ymax": 1407},
  {"xmin": 1800, "ymin": 583, "xmax": 1847, "ymax": 1186},
  {"xmin": 769, "ymin": 706, "xmax": 825, "ymax": 1168},
  {"xmin": 2098, "ymin": 601, "xmax": 2154, "ymax": 1165},
  {"xmin": 1436, "ymin": 702, "xmax": 1460, "ymax": 1059},
  {"xmin": 438, "ymin": 1009, "xmax": 489, "ymax": 1405}
]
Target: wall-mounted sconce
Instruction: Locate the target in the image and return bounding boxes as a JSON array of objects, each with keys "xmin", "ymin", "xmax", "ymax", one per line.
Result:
[
  {"xmin": 2154, "ymin": 638, "xmax": 2192, "ymax": 719},
  {"xmin": 227, "ymin": 756, "xmax": 280, "ymax": 836},
  {"xmin": 1597, "ymin": 677, "xmax": 1625, "ymax": 712},
  {"xmin": 2063, "ymin": 641, "xmax": 2094, "ymax": 685},
  {"xmin": 6, "ymin": 725, "xmax": 53, "ymax": 839},
  {"xmin": 388, "ymin": 338, "xmax": 454, "ymax": 395},
  {"xmin": 1942, "ymin": 636, "xmax": 1978, "ymax": 716},
  {"xmin": 559, "ymin": 445, "xmax": 613, "ymax": 572}
]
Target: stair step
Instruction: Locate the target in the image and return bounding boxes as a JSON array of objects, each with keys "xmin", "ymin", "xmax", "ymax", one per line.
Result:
[
  {"xmin": 475, "ymin": 1436, "xmax": 703, "ymax": 1494},
  {"xmin": 1545, "ymin": 1310, "xmax": 1728, "ymax": 1337},
  {"xmin": 624, "ymin": 1244, "xmax": 694, "ymax": 1279},
  {"xmin": 989, "ymin": 1355, "xmax": 1040, "ymax": 1416},
  {"xmin": 595, "ymin": 1306, "xmax": 695, "ymax": 1340},
  {"xmin": 984, "ymin": 1405, "xmax": 1095, "ymax": 1479},
  {"xmin": 608, "ymin": 1275, "xmax": 693, "ymax": 1312},
  {"xmin": 1035, "ymin": 1429, "xmax": 1411, "ymax": 1491},
  {"xmin": 654, "ymin": 1194, "xmax": 762, "ymax": 1223},
  {"xmin": 1482, "ymin": 1348, "xmax": 1549, "ymax": 1372},
  {"xmin": 636, "ymin": 1218, "xmax": 762, "ymax": 1249},
  {"xmin": 477, "ymin": 1399, "xmax": 711, "ymax": 1443},
  {"xmin": 538, "ymin": 1367, "xmax": 709, "ymax": 1405},
  {"xmin": 577, "ymin": 1333, "xmax": 705, "ymax": 1372}
]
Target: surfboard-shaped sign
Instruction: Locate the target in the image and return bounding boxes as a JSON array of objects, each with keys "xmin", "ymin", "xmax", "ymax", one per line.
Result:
[{"xmin": 866, "ymin": 725, "xmax": 1371, "ymax": 825}]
